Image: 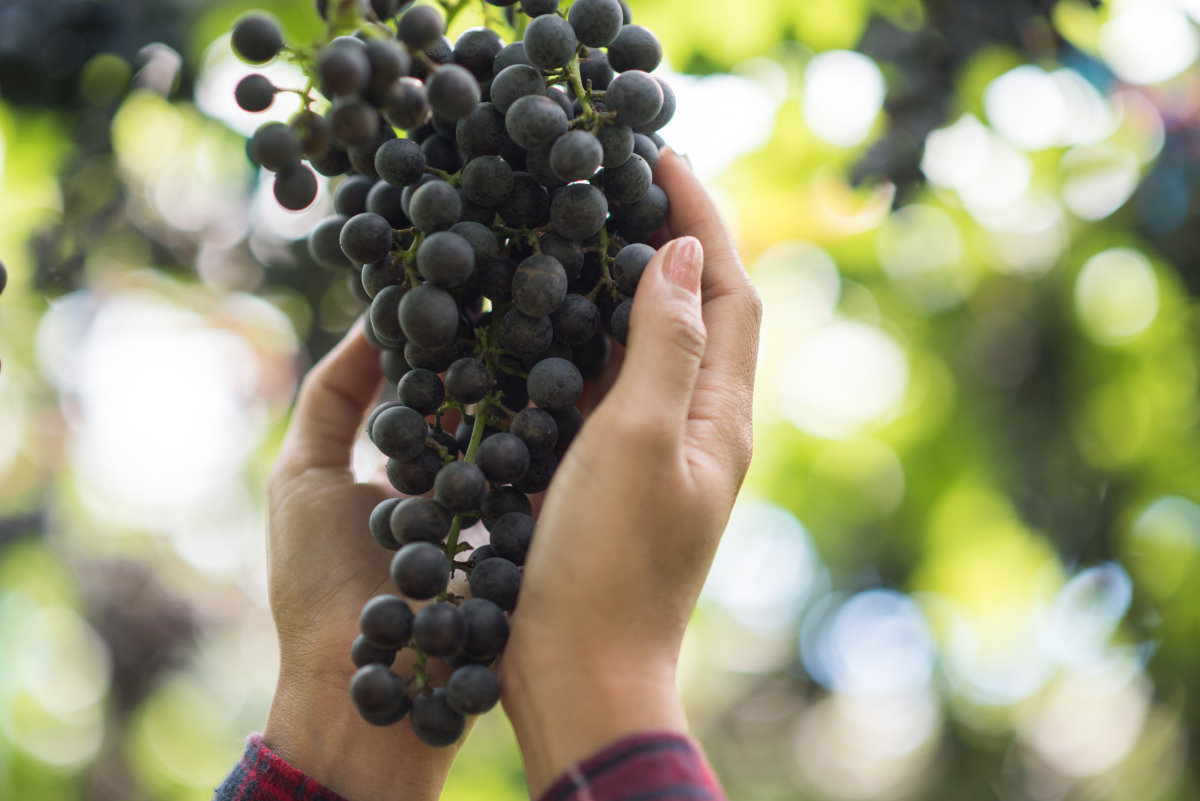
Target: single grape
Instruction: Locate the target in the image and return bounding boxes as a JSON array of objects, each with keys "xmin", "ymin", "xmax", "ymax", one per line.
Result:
[
  {"xmin": 481, "ymin": 486, "xmax": 534, "ymax": 525},
  {"xmin": 497, "ymin": 172, "xmax": 550, "ymax": 227},
  {"xmin": 273, "ymin": 165, "xmax": 318, "ymax": 211},
  {"xmin": 359, "ymin": 594, "xmax": 415, "ymax": 649},
  {"xmin": 235, "ymin": 74, "xmax": 275, "ymax": 112},
  {"xmin": 426, "ymin": 63, "xmax": 481, "ymax": 122},
  {"xmin": 404, "ymin": 341, "xmax": 458, "ymax": 373},
  {"xmin": 607, "ymin": 24, "xmax": 662, "ymax": 73},
  {"xmin": 410, "ymin": 688, "xmax": 466, "ymax": 746},
  {"xmin": 398, "ymin": 283, "xmax": 459, "ymax": 348},
  {"xmin": 350, "ymin": 664, "xmax": 411, "ymax": 726},
  {"xmin": 408, "ymin": 180, "xmax": 462, "ymax": 232},
  {"xmin": 578, "ymin": 47, "xmax": 615, "ymax": 91},
  {"xmin": 371, "ymin": 404, "xmax": 429, "ymax": 461},
  {"xmin": 549, "ymin": 182, "xmax": 608, "ymax": 241},
  {"xmin": 499, "ymin": 308, "xmax": 553, "ymax": 358},
  {"xmin": 367, "ymin": 181, "xmax": 411, "ymax": 227},
  {"xmin": 600, "ymin": 152, "xmax": 651, "ymax": 204},
  {"xmin": 549, "ymin": 130, "xmax": 603, "ymax": 182},
  {"xmin": 605, "ymin": 69, "xmax": 663, "ymax": 127},
  {"xmin": 459, "ymin": 597, "xmax": 510, "ymax": 660},
  {"xmin": 369, "ymin": 285, "xmax": 408, "ymax": 348},
  {"xmin": 609, "ymin": 296, "xmax": 632, "ymax": 346},
  {"xmin": 231, "ymin": 14, "xmax": 283, "ymax": 65},
  {"xmin": 329, "ymin": 97, "xmax": 380, "ymax": 148},
  {"xmin": 290, "ymin": 109, "xmax": 332, "ymax": 158},
  {"xmin": 631, "ymin": 132, "xmax": 660, "ymax": 170},
  {"xmin": 468, "ymin": 543, "xmax": 496, "ymax": 566},
  {"xmin": 513, "ymin": 451, "xmax": 558, "ymax": 493},
  {"xmin": 444, "ymin": 358, "xmax": 492, "ymax": 403},
  {"xmin": 597, "ymin": 124, "xmax": 634, "ymax": 168},
  {"xmin": 387, "ymin": 448, "xmax": 442, "ymax": 495},
  {"xmin": 521, "ymin": 0, "xmax": 559, "ymax": 16},
  {"xmin": 252, "ymin": 122, "xmax": 301, "ymax": 172},
  {"xmin": 391, "ymin": 542, "xmax": 451, "ymax": 599},
  {"xmin": 523, "ymin": 13, "xmax": 576, "ymax": 68},
  {"xmin": 476, "ymin": 433, "xmax": 531, "ymax": 484},
  {"xmin": 490, "ymin": 512, "xmax": 535, "ymax": 565},
  {"xmin": 635, "ymin": 76, "xmax": 676, "ymax": 134},
  {"xmin": 568, "ymin": 0, "xmax": 624, "ymax": 47},
  {"xmin": 434, "ymin": 461, "xmax": 488, "ymax": 513},
  {"xmin": 504, "ymin": 94, "xmax": 568, "ymax": 151},
  {"xmin": 382, "ymin": 77, "xmax": 431, "ymax": 130},
  {"xmin": 366, "ymin": 38, "xmax": 412, "ymax": 97},
  {"xmin": 412, "ymin": 602, "xmax": 467, "ymax": 658},
  {"xmin": 461, "ymin": 155, "xmax": 515, "ymax": 207},
  {"xmin": 468, "ymin": 557, "xmax": 522, "ymax": 611},
  {"xmin": 398, "ymin": 4, "xmax": 445, "ymax": 50},
  {"xmin": 416, "ymin": 231, "xmax": 475, "ymax": 288},
  {"xmin": 334, "ymin": 176, "xmax": 375, "ymax": 217},
  {"xmin": 308, "ymin": 215, "xmax": 353, "ymax": 270},
  {"xmin": 390, "ymin": 497, "xmax": 453, "ymax": 545},
  {"xmin": 550, "ymin": 293, "xmax": 601, "ymax": 345},
  {"xmin": 446, "ymin": 664, "xmax": 501, "ymax": 715},
  {"xmin": 318, "ymin": 40, "xmax": 370, "ymax": 97},
  {"xmin": 375, "ymin": 138, "xmax": 427, "ymax": 187},
  {"xmin": 612, "ymin": 243, "xmax": 655, "ymax": 295},
  {"xmin": 490, "ymin": 64, "xmax": 545, "ymax": 114},
  {"xmin": 351, "ymin": 634, "xmax": 396, "ymax": 668},
  {"xmin": 510, "ymin": 407, "xmax": 558, "ymax": 456},
  {"xmin": 370, "ymin": 496, "xmax": 403, "ymax": 550},
  {"xmin": 397, "ymin": 368, "xmax": 446, "ymax": 414},
  {"xmin": 454, "ymin": 28, "xmax": 504, "ymax": 82},
  {"xmin": 381, "ymin": 348, "xmax": 411, "ymax": 382},
  {"xmin": 450, "ymin": 221, "xmax": 500, "ymax": 269},
  {"xmin": 512, "ymin": 254, "xmax": 567, "ymax": 317}
]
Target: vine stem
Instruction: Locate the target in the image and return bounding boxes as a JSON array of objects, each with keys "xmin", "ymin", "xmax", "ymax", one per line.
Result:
[
  {"xmin": 441, "ymin": 397, "xmax": 491, "ymax": 571},
  {"xmin": 566, "ymin": 49, "xmax": 597, "ymax": 124}
]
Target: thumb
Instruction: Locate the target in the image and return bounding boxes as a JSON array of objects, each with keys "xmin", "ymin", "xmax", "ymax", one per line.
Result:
[{"xmin": 607, "ymin": 236, "xmax": 707, "ymax": 442}]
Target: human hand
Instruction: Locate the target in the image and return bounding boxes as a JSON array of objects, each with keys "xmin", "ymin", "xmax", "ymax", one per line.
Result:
[
  {"xmin": 499, "ymin": 148, "xmax": 763, "ymax": 795},
  {"xmin": 261, "ymin": 329, "xmax": 463, "ymax": 801}
]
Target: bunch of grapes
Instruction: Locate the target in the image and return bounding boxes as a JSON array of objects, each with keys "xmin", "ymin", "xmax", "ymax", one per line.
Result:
[{"xmin": 230, "ymin": 0, "xmax": 674, "ymax": 746}]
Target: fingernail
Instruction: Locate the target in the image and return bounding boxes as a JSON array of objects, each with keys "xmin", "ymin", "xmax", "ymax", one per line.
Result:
[
  {"xmin": 665, "ymin": 147, "xmax": 694, "ymax": 172},
  {"xmin": 663, "ymin": 237, "xmax": 703, "ymax": 296}
]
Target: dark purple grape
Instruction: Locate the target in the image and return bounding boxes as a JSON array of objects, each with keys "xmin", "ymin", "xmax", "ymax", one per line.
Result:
[
  {"xmin": 375, "ymin": 138, "xmax": 427, "ymax": 187},
  {"xmin": 231, "ymin": 15, "xmax": 283, "ymax": 65},
  {"xmin": 460, "ymin": 597, "xmax": 509, "ymax": 659},
  {"xmin": 568, "ymin": 0, "xmax": 623, "ymax": 47},
  {"xmin": 390, "ymin": 497, "xmax": 453, "ymax": 544},
  {"xmin": 505, "ymin": 94, "xmax": 568, "ymax": 150},
  {"xmin": 445, "ymin": 358, "xmax": 492, "ymax": 404},
  {"xmin": 481, "ymin": 486, "xmax": 533, "ymax": 525},
  {"xmin": 489, "ymin": 512, "xmax": 534, "ymax": 565},
  {"xmin": 446, "ymin": 664, "xmax": 500, "ymax": 715},
  {"xmin": 371, "ymin": 404, "xmax": 429, "ymax": 460},
  {"xmin": 549, "ymin": 183, "xmax": 607, "ymax": 241},
  {"xmin": 510, "ymin": 407, "xmax": 558, "ymax": 456},
  {"xmin": 426, "ymin": 63, "xmax": 481, "ymax": 122},
  {"xmin": 398, "ymin": 284, "xmax": 459, "ymax": 348},
  {"xmin": 387, "ymin": 449, "xmax": 442, "ymax": 495},
  {"xmin": 274, "ymin": 165, "xmax": 318, "ymax": 211},
  {"xmin": 490, "ymin": 64, "xmax": 545, "ymax": 114},
  {"xmin": 398, "ymin": 368, "xmax": 446, "ymax": 415},
  {"xmin": 600, "ymin": 152, "xmax": 651, "ymax": 205},
  {"xmin": 359, "ymin": 594, "xmax": 415, "ymax": 649},
  {"xmin": 468, "ymin": 557, "xmax": 522, "ymax": 610},
  {"xmin": 350, "ymin": 664, "xmax": 411, "ymax": 726},
  {"xmin": 416, "ymin": 231, "xmax": 475, "ymax": 288},
  {"xmin": 252, "ymin": 122, "xmax": 300, "ymax": 172},
  {"xmin": 391, "ymin": 542, "xmax": 451, "ymax": 599},
  {"xmin": 550, "ymin": 293, "xmax": 600, "ymax": 345},
  {"xmin": 413, "ymin": 602, "xmax": 466, "ymax": 657},
  {"xmin": 235, "ymin": 74, "xmax": 275, "ymax": 112},
  {"xmin": 370, "ymin": 497, "xmax": 403, "ymax": 550},
  {"xmin": 499, "ymin": 308, "xmax": 553, "ymax": 358},
  {"xmin": 613, "ymin": 243, "xmax": 655, "ymax": 295},
  {"xmin": 383, "ymin": 77, "xmax": 431, "ymax": 130},
  {"xmin": 398, "ymin": 4, "xmax": 445, "ymax": 50},
  {"xmin": 497, "ymin": 173, "xmax": 550, "ymax": 227},
  {"xmin": 523, "ymin": 13, "xmax": 576, "ymax": 68},
  {"xmin": 461, "ymin": 155, "xmax": 515, "ymax": 207},
  {"xmin": 340, "ymin": 212, "xmax": 394, "ymax": 265},
  {"xmin": 513, "ymin": 451, "xmax": 558, "ymax": 493},
  {"xmin": 410, "ymin": 688, "xmax": 465, "ymax": 746},
  {"xmin": 309, "ymin": 215, "xmax": 353, "ymax": 270},
  {"xmin": 351, "ymin": 634, "xmax": 396, "ymax": 668},
  {"xmin": 434, "ymin": 461, "xmax": 488, "ymax": 513},
  {"xmin": 550, "ymin": 130, "xmax": 603, "ymax": 182},
  {"xmin": 476, "ymin": 434, "xmax": 530, "ymax": 484},
  {"xmin": 607, "ymin": 24, "xmax": 661, "ymax": 73},
  {"xmin": 408, "ymin": 180, "xmax": 462, "ymax": 232},
  {"xmin": 512, "ymin": 254, "xmax": 567, "ymax": 317}
]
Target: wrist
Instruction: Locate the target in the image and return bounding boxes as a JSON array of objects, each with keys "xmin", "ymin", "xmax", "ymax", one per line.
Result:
[
  {"xmin": 264, "ymin": 671, "xmax": 459, "ymax": 801},
  {"xmin": 500, "ymin": 647, "xmax": 688, "ymax": 798}
]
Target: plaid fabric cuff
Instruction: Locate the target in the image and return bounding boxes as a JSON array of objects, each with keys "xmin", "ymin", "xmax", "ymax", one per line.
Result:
[
  {"xmin": 213, "ymin": 735, "xmax": 349, "ymax": 801},
  {"xmin": 536, "ymin": 731, "xmax": 727, "ymax": 801}
]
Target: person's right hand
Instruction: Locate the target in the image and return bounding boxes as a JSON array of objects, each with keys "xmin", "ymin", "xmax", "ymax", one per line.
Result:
[{"xmin": 499, "ymin": 148, "xmax": 763, "ymax": 796}]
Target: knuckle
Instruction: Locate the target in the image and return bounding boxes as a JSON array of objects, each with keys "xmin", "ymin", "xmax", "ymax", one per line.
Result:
[{"xmin": 665, "ymin": 305, "xmax": 707, "ymax": 361}]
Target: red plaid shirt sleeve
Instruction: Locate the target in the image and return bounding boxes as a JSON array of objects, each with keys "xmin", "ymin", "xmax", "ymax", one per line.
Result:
[{"xmin": 214, "ymin": 731, "xmax": 726, "ymax": 801}]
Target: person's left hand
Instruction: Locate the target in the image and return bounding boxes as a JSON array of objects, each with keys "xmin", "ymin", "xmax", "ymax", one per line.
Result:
[{"xmin": 262, "ymin": 326, "xmax": 462, "ymax": 801}]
